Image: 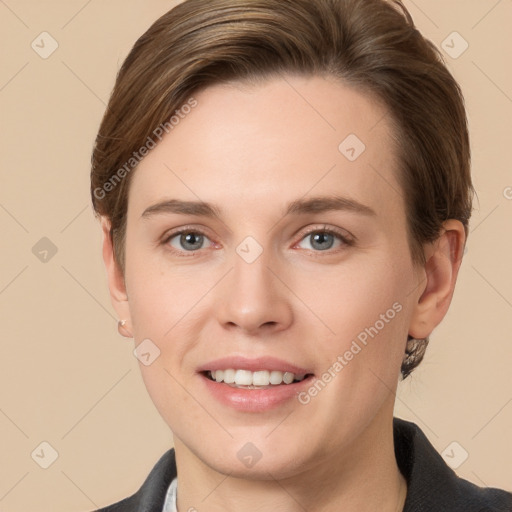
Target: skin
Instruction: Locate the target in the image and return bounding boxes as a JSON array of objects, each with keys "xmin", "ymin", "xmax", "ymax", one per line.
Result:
[{"xmin": 101, "ymin": 75, "xmax": 465, "ymax": 511}]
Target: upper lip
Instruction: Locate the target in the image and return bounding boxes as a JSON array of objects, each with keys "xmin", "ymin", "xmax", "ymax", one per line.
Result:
[{"xmin": 197, "ymin": 356, "xmax": 313, "ymax": 375}]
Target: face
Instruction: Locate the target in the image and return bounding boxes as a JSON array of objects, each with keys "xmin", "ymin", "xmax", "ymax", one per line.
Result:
[{"xmin": 113, "ymin": 75, "xmax": 426, "ymax": 479}]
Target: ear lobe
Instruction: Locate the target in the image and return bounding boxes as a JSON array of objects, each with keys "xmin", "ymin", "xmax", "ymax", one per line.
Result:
[
  {"xmin": 101, "ymin": 217, "xmax": 132, "ymax": 335},
  {"xmin": 408, "ymin": 220, "xmax": 466, "ymax": 339}
]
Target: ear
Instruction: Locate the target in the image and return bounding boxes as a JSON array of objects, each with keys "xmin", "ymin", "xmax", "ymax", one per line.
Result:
[
  {"xmin": 101, "ymin": 217, "xmax": 133, "ymax": 337},
  {"xmin": 408, "ymin": 219, "xmax": 466, "ymax": 339}
]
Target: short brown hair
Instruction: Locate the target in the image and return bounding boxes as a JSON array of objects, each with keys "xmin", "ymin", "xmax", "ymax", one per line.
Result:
[{"xmin": 90, "ymin": 0, "xmax": 474, "ymax": 378}]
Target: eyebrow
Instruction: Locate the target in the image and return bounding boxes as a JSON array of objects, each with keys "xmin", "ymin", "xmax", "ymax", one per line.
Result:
[{"xmin": 140, "ymin": 195, "xmax": 376, "ymax": 220}]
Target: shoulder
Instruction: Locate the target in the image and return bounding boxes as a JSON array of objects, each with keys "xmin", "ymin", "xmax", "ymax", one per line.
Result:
[
  {"xmin": 91, "ymin": 448, "xmax": 177, "ymax": 512},
  {"xmin": 394, "ymin": 417, "xmax": 512, "ymax": 512}
]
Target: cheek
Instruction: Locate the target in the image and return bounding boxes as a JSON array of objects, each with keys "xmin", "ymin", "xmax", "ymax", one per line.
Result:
[
  {"xmin": 123, "ymin": 256, "xmax": 213, "ymax": 426},
  {"xmin": 124, "ymin": 227, "xmax": 201, "ymax": 332},
  {"xmin": 303, "ymin": 252, "xmax": 410, "ymax": 335},
  {"xmin": 292, "ymin": 256, "xmax": 412, "ymax": 432},
  {"xmin": 299, "ymin": 250, "xmax": 413, "ymax": 394},
  {"xmin": 126, "ymin": 266, "xmax": 207, "ymax": 339},
  {"xmin": 124, "ymin": 246, "xmax": 222, "ymax": 375}
]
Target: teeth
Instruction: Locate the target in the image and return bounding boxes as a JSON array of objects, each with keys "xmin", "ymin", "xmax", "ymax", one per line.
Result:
[
  {"xmin": 253, "ymin": 370, "xmax": 270, "ymax": 386},
  {"xmin": 223, "ymin": 369, "xmax": 236, "ymax": 384},
  {"xmin": 282, "ymin": 372, "xmax": 294, "ymax": 384},
  {"xmin": 235, "ymin": 369, "xmax": 252, "ymax": 386},
  {"xmin": 208, "ymin": 369, "xmax": 307, "ymax": 386},
  {"xmin": 269, "ymin": 370, "xmax": 283, "ymax": 385}
]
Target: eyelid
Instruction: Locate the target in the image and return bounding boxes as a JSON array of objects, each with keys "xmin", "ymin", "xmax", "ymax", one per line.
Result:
[{"xmin": 162, "ymin": 224, "xmax": 213, "ymax": 242}]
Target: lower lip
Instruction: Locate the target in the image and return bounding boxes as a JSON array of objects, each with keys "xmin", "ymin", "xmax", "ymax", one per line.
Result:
[{"xmin": 200, "ymin": 373, "xmax": 314, "ymax": 412}]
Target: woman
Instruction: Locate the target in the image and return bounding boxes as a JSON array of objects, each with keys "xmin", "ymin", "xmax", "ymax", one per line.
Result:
[{"xmin": 89, "ymin": 0, "xmax": 512, "ymax": 510}]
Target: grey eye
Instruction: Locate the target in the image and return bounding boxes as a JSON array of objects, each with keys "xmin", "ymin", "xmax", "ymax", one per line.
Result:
[
  {"xmin": 298, "ymin": 231, "xmax": 342, "ymax": 251},
  {"xmin": 169, "ymin": 232, "xmax": 208, "ymax": 251}
]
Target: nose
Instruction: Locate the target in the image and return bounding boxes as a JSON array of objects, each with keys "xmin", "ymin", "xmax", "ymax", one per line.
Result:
[{"xmin": 215, "ymin": 245, "xmax": 294, "ymax": 335}]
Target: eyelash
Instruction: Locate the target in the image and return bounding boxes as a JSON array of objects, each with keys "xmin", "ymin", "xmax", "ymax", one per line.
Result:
[{"xmin": 162, "ymin": 225, "xmax": 354, "ymax": 258}]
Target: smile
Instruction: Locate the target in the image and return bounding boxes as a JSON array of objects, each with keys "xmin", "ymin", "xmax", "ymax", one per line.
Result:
[{"xmin": 205, "ymin": 369, "xmax": 310, "ymax": 388}]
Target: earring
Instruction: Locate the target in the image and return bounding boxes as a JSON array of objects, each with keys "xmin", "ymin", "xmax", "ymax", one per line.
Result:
[{"xmin": 118, "ymin": 319, "xmax": 133, "ymax": 338}]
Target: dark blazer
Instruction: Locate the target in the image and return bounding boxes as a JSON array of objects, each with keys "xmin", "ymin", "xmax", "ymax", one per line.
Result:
[{"xmin": 93, "ymin": 417, "xmax": 512, "ymax": 511}]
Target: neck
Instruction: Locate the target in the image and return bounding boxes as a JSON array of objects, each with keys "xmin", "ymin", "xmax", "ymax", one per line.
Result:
[{"xmin": 173, "ymin": 406, "xmax": 407, "ymax": 512}]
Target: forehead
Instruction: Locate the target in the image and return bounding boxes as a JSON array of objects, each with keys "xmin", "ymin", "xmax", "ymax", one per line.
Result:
[{"xmin": 129, "ymin": 75, "xmax": 403, "ymax": 222}]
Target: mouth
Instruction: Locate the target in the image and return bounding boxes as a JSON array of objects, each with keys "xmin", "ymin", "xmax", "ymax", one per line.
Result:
[
  {"xmin": 197, "ymin": 356, "xmax": 315, "ymax": 411},
  {"xmin": 202, "ymin": 369, "xmax": 314, "ymax": 389}
]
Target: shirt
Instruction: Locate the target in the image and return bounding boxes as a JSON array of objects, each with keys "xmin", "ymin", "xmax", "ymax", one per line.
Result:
[
  {"xmin": 162, "ymin": 477, "xmax": 177, "ymax": 512},
  {"xmin": 93, "ymin": 417, "xmax": 512, "ymax": 511}
]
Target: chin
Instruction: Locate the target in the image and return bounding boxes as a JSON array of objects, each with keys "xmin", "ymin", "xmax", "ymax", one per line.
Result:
[
  {"xmin": 183, "ymin": 434, "xmax": 313, "ymax": 480},
  {"xmin": 210, "ymin": 452, "xmax": 308, "ymax": 481}
]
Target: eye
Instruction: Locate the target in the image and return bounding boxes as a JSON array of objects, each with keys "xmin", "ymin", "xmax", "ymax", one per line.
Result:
[
  {"xmin": 162, "ymin": 225, "xmax": 353, "ymax": 256},
  {"xmin": 296, "ymin": 227, "xmax": 353, "ymax": 252},
  {"xmin": 164, "ymin": 229, "xmax": 213, "ymax": 254}
]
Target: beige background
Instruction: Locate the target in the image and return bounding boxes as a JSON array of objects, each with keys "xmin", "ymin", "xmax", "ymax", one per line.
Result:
[{"xmin": 0, "ymin": 0, "xmax": 511, "ymax": 510}]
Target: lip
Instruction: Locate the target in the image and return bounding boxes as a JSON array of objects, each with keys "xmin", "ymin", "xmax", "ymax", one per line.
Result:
[
  {"xmin": 197, "ymin": 356, "xmax": 315, "ymax": 413},
  {"xmin": 197, "ymin": 356, "xmax": 312, "ymax": 374}
]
